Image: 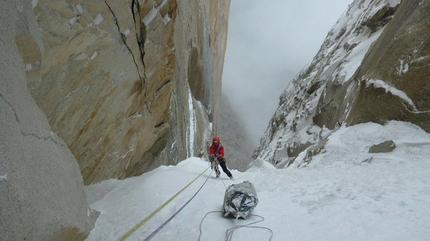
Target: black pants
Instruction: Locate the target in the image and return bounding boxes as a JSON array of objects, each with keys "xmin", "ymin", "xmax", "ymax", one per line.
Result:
[{"xmin": 215, "ymin": 159, "xmax": 232, "ymax": 178}]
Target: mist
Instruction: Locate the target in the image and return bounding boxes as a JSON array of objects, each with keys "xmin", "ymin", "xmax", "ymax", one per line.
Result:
[{"xmin": 222, "ymin": 0, "xmax": 352, "ymax": 147}]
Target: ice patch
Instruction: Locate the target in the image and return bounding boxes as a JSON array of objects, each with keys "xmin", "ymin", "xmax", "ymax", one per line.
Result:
[
  {"xmin": 163, "ymin": 14, "xmax": 171, "ymax": 24},
  {"xmin": 69, "ymin": 16, "xmax": 79, "ymax": 25},
  {"xmin": 187, "ymin": 88, "xmax": 196, "ymax": 157},
  {"xmin": 397, "ymin": 59, "xmax": 409, "ymax": 75},
  {"xmin": 366, "ymin": 79, "xmax": 414, "ymax": 108},
  {"xmin": 0, "ymin": 174, "xmax": 7, "ymax": 181},
  {"xmin": 143, "ymin": 7, "xmax": 157, "ymax": 27},
  {"xmin": 90, "ymin": 52, "xmax": 98, "ymax": 60},
  {"xmin": 159, "ymin": 0, "xmax": 168, "ymax": 9},
  {"xmin": 94, "ymin": 14, "xmax": 104, "ymax": 25},
  {"xmin": 32, "ymin": 0, "xmax": 38, "ymax": 8},
  {"xmin": 171, "ymin": 140, "xmax": 176, "ymax": 150},
  {"xmin": 25, "ymin": 64, "xmax": 32, "ymax": 71},
  {"xmin": 124, "ymin": 29, "xmax": 131, "ymax": 37},
  {"xmin": 76, "ymin": 4, "xmax": 84, "ymax": 14},
  {"xmin": 390, "ymin": 0, "xmax": 402, "ymax": 7}
]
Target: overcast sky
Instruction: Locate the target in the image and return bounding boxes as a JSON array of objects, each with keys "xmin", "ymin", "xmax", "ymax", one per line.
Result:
[{"xmin": 222, "ymin": 0, "xmax": 352, "ymax": 147}]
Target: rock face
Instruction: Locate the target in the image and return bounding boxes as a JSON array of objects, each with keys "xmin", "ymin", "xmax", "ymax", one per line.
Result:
[
  {"xmin": 24, "ymin": 0, "xmax": 230, "ymax": 184},
  {"xmin": 0, "ymin": 0, "xmax": 95, "ymax": 240},
  {"xmin": 219, "ymin": 95, "xmax": 254, "ymax": 171},
  {"xmin": 369, "ymin": 140, "xmax": 396, "ymax": 153},
  {"xmin": 253, "ymin": 0, "xmax": 430, "ymax": 167}
]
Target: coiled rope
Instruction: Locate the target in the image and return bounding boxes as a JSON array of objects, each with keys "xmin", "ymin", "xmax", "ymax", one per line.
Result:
[
  {"xmin": 119, "ymin": 166, "xmax": 211, "ymax": 241},
  {"xmin": 198, "ymin": 211, "xmax": 274, "ymax": 241}
]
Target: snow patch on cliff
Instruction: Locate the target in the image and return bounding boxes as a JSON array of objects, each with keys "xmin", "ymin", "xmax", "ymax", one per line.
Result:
[
  {"xmin": 94, "ymin": 13, "xmax": 104, "ymax": 25},
  {"xmin": 187, "ymin": 89, "xmax": 196, "ymax": 157}
]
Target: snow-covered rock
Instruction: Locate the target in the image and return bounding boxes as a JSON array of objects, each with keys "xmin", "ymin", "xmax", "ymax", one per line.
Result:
[{"xmin": 253, "ymin": 0, "xmax": 430, "ymax": 167}]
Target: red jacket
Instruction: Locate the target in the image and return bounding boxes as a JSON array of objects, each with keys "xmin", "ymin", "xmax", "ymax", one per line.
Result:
[{"xmin": 209, "ymin": 144, "xmax": 224, "ymax": 159}]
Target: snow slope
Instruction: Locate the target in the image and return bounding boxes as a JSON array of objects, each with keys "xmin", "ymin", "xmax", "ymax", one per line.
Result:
[{"xmin": 85, "ymin": 121, "xmax": 430, "ymax": 241}]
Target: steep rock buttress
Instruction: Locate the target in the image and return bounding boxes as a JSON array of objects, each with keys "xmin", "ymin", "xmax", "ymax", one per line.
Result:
[{"xmin": 23, "ymin": 0, "xmax": 230, "ymax": 184}]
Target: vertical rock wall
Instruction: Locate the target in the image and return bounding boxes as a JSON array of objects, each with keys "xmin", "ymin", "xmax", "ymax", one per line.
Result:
[
  {"xmin": 0, "ymin": 0, "xmax": 95, "ymax": 240},
  {"xmin": 25, "ymin": 0, "xmax": 230, "ymax": 184},
  {"xmin": 347, "ymin": 0, "xmax": 430, "ymax": 128}
]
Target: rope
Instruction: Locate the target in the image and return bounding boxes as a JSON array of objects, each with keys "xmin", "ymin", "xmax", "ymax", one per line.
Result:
[
  {"xmin": 143, "ymin": 168, "xmax": 212, "ymax": 241},
  {"xmin": 284, "ymin": 204, "xmax": 295, "ymax": 241},
  {"xmin": 118, "ymin": 166, "xmax": 211, "ymax": 241},
  {"xmin": 227, "ymin": 216, "xmax": 241, "ymax": 240},
  {"xmin": 225, "ymin": 214, "xmax": 273, "ymax": 241},
  {"xmin": 220, "ymin": 178, "xmax": 228, "ymax": 189},
  {"xmin": 198, "ymin": 211, "xmax": 221, "ymax": 241},
  {"xmin": 198, "ymin": 211, "xmax": 274, "ymax": 241}
]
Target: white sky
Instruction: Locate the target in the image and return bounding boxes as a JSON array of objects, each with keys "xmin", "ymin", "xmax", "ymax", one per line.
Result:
[
  {"xmin": 222, "ymin": 0, "xmax": 352, "ymax": 146},
  {"xmin": 85, "ymin": 121, "xmax": 430, "ymax": 241}
]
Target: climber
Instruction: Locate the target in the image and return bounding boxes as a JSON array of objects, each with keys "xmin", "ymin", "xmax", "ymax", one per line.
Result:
[{"xmin": 209, "ymin": 136, "xmax": 233, "ymax": 180}]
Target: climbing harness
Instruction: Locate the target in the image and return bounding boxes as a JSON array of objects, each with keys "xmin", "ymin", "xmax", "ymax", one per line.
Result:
[
  {"xmin": 119, "ymin": 166, "xmax": 211, "ymax": 241},
  {"xmin": 210, "ymin": 160, "xmax": 228, "ymax": 188},
  {"xmin": 211, "ymin": 160, "xmax": 220, "ymax": 177}
]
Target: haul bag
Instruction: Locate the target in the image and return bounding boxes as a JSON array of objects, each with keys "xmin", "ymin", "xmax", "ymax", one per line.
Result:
[{"xmin": 223, "ymin": 181, "xmax": 258, "ymax": 219}]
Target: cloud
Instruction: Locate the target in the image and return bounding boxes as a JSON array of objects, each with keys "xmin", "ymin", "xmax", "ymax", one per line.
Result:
[{"xmin": 222, "ymin": 0, "xmax": 351, "ymax": 147}]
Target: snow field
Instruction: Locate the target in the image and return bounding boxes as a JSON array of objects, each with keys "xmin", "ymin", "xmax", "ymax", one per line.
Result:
[{"xmin": 86, "ymin": 121, "xmax": 430, "ymax": 241}]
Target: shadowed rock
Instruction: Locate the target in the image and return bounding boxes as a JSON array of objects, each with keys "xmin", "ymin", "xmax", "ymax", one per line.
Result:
[{"xmin": 0, "ymin": 0, "xmax": 96, "ymax": 239}]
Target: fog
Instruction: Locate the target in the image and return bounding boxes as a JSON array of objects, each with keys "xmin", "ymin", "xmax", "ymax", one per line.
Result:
[{"xmin": 222, "ymin": 0, "xmax": 352, "ymax": 147}]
